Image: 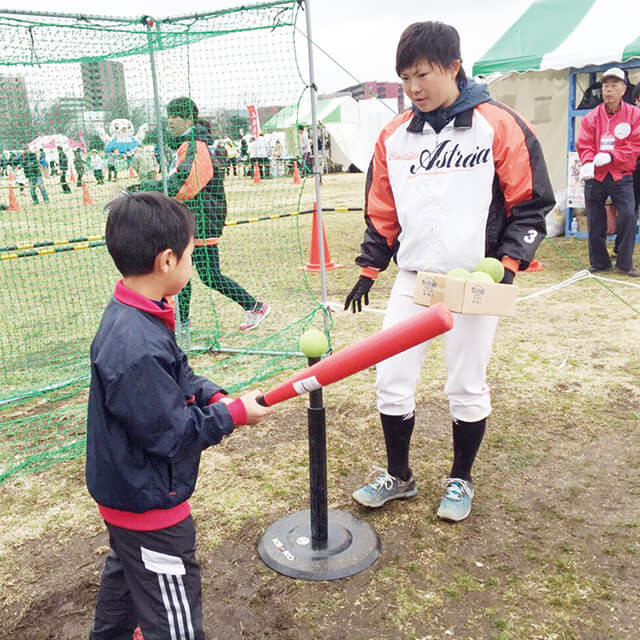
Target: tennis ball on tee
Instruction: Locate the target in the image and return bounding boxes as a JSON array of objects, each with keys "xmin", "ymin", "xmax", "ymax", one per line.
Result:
[
  {"xmin": 299, "ymin": 328, "xmax": 328, "ymax": 358},
  {"xmin": 470, "ymin": 271, "xmax": 495, "ymax": 283},
  {"xmin": 474, "ymin": 257, "xmax": 505, "ymax": 283},
  {"xmin": 446, "ymin": 267, "xmax": 472, "ymax": 281}
]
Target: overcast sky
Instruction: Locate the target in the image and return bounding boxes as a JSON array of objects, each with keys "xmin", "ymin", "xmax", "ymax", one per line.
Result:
[{"xmin": 15, "ymin": 0, "xmax": 534, "ymax": 93}]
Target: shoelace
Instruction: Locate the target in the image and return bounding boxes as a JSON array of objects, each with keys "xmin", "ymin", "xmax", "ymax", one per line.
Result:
[
  {"xmin": 368, "ymin": 467, "xmax": 394, "ymax": 492},
  {"xmin": 442, "ymin": 479, "xmax": 470, "ymax": 502}
]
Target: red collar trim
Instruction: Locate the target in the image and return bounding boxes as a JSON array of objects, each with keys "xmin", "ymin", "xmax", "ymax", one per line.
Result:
[{"xmin": 113, "ymin": 280, "xmax": 176, "ymax": 331}]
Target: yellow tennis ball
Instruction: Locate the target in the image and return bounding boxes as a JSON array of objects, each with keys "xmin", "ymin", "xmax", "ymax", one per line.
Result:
[
  {"xmin": 470, "ymin": 271, "xmax": 495, "ymax": 283},
  {"xmin": 446, "ymin": 267, "xmax": 472, "ymax": 281},
  {"xmin": 474, "ymin": 257, "xmax": 505, "ymax": 283},
  {"xmin": 299, "ymin": 328, "xmax": 328, "ymax": 358}
]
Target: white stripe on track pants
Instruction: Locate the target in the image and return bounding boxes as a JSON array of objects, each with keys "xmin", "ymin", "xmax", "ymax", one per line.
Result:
[
  {"xmin": 89, "ymin": 515, "xmax": 205, "ymax": 640},
  {"xmin": 375, "ymin": 269, "xmax": 499, "ymax": 422}
]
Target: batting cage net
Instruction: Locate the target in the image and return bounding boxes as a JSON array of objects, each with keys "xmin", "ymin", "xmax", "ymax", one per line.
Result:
[{"xmin": 0, "ymin": 2, "xmax": 335, "ymax": 481}]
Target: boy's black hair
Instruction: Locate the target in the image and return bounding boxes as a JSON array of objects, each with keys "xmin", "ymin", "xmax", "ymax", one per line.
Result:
[
  {"xmin": 396, "ymin": 21, "xmax": 467, "ymax": 83},
  {"xmin": 105, "ymin": 191, "xmax": 195, "ymax": 276},
  {"xmin": 632, "ymin": 84, "xmax": 640, "ymax": 103},
  {"xmin": 167, "ymin": 96, "xmax": 199, "ymax": 121}
]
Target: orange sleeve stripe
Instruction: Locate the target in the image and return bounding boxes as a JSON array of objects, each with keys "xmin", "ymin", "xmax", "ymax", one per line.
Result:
[
  {"xmin": 175, "ymin": 141, "xmax": 214, "ymax": 202},
  {"xmin": 475, "ymin": 102, "xmax": 534, "ymax": 214},
  {"xmin": 501, "ymin": 256, "xmax": 520, "ymax": 274},
  {"xmin": 366, "ymin": 110, "xmax": 414, "ymax": 248},
  {"xmin": 360, "ymin": 266, "xmax": 380, "ymax": 280}
]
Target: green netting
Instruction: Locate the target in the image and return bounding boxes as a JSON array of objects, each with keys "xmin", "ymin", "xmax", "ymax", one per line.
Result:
[{"xmin": 0, "ymin": 3, "xmax": 338, "ymax": 481}]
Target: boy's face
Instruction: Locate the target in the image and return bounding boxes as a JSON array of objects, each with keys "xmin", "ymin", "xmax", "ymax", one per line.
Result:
[
  {"xmin": 167, "ymin": 238, "xmax": 194, "ymax": 296},
  {"xmin": 399, "ymin": 58, "xmax": 461, "ymax": 113},
  {"xmin": 168, "ymin": 114, "xmax": 191, "ymax": 137}
]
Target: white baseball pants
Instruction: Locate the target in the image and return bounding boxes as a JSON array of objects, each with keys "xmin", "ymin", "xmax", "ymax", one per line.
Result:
[{"xmin": 375, "ymin": 269, "xmax": 499, "ymax": 422}]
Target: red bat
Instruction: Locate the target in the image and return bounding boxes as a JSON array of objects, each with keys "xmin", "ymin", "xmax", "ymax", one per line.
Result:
[{"xmin": 258, "ymin": 303, "xmax": 453, "ymax": 406}]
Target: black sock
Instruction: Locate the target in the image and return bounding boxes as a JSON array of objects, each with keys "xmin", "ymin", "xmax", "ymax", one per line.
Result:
[
  {"xmin": 381, "ymin": 412, "xmax": 415, "ymax": 481},
  {"xmin": 450, "ymin": 418, "xmax": 486, "ymax": 482}
]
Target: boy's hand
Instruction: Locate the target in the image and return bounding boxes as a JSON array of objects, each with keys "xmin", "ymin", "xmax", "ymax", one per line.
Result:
[{"xmin": 240, "ymin": 389, "xmax": 275, "ymax": 425}]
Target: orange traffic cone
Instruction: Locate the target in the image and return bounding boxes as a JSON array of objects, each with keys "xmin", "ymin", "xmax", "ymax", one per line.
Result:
[
  {"xmin": 292, "ymin": 161, "xmax": 302, "ymax": 185},
  {"xmin": 253, "ymin": 162, "xmax": 261, "ymax": 184},
  {"xmin": 82, "ymin": 181, "xmax": 93, "ymax": 206},
  {"xmin": 44, "ymin": 167, "xmax": 50, "ymax": 178},
  {"xmin": 129, "ymin": 166, "xmax": 137, "ymax": 179},
  {"xmin": 8, "ymin": 183, "xmax": 19, "ymax": 211},
  {"xmin": 298, "ymin": 203, "xmax": 344, "ymax": 273},
  {"xmin": 69, "ymin": 166, "xmax": 76, "ymax": 183}
]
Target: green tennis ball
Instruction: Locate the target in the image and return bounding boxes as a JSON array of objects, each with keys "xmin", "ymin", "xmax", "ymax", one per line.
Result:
[
  {"xmin": 446, "ymin": 267, "xmax": 472, "ymax": 281},
  {"xmin": 474, "ymin": 257, "xmax": 505, "ymax": 283},
  {"xmin": 299, "ymin": 328, "xmax": 328, "ymax": 358},
  {"xmin": 470, "ymin": 271, "xmax": 495, "ymax": 283}
]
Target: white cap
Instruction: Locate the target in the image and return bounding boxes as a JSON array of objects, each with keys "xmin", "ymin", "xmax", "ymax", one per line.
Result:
[{"xmin": 602, "ymin": 67, "xmax": 626, "ymax": 82}]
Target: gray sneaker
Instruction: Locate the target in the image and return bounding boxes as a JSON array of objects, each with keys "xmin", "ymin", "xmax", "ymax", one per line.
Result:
[
  {"xmin": 352, "ymin": 468, "xmax": 417, "ymax": 508},
  {"xmin": 436, "ymin": 477, "xmax": 474, "ymax": 522}
]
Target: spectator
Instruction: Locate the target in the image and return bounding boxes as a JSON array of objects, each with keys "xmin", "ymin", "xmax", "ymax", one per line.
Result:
[
  {"xmin": 225, "ymin": 138, "xmax": 238, "ymax": 176},
  {"xmin": 14, "ymin": 164, "xmax": 27, "ymax": 193},
  {"xmin": 22, "ymin": 147, "xmax": 49, "ymax": 204},
  {"xmin": 38, "ymin": 148, "xmax": 49, "ymax": 175},
  {"xmin": 255, "ymin": 131, "xmax": 271, "ymax": 179},
  {"xmin": 272, "ymin": 139, "xmax": 283, "ymax": 177},
  {"xmin": 56, "ymin": 146, "xmax": 72, "ymax": 194},
  {"xmin": 106, "ymin": 149, "xmax": 119, "ymax": 182},
  {"xmin": 74, "ymin": 148, "xmax": 86, "ymax": 187},
  {"xmin": 213, "ymin": 140, "xmax": 229, "ymax": 178},
  {"xmin": 131, "ymin": 145, "xmax": 158, "ymax": 181},
  {"xmin": 89, "ymin": 150, "xmax": 105, "ymax": 185},
  {"xmin": 298, "ymin": 124, "xmax": 312, "ymax": 175},
  {"xmin": 240, "ymin": 136, "xmax": 249, "ymax": 176},
  {"xmin": 577, "ymin": 67, "xmax": 640, "ymax": 276}
]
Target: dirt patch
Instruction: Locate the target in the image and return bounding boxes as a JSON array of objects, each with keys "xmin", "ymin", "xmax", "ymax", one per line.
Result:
[{"xmin": 3, "ymin": 396, "xmax": 640, "ymax": 639}]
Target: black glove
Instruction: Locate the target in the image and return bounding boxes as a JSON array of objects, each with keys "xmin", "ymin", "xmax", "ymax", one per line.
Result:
[
  {"xmin": 501, "ymin": 268, "xmax": 516, "ymax": 284},
  {"xmin": 344, "ymin": 276, "xmax": 374, "ymax": 313}
]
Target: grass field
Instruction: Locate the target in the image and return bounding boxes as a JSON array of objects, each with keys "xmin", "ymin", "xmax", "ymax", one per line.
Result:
[
  {"xmin": 2, "ymin": 171, "xmax": 640, "ymax": 639},
  {"xmin": 0, "ymin": 169, "xmax": 359, "ymax": 403}
]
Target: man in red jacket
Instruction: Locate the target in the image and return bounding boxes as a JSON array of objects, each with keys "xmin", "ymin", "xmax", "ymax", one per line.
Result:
[{"xmin": 577, "ymin": 67, "xmax": 640, "ymax": 276}]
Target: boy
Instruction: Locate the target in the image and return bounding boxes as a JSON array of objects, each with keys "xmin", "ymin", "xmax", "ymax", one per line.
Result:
[
  {"xmin": 345, "ymin": 21, "xmax": 553, "ymax": 521},
  {"xmin": 86, "ymin": 191, "xmax": 274, "ymax": 639}
]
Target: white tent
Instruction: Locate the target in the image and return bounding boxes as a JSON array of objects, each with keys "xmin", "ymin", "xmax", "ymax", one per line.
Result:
[
  {"xmin": 263, "ymin": 96, "xmax": 398, "ymax": 172},
  {"xmin": 473, "ymin": 0, "xmax": 640, "ymax": 192}
]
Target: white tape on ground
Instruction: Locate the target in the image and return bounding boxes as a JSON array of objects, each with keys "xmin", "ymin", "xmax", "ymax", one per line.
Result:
[
  {"xmin": 325, "ymin": 301, "xmax": 386, "ymax": 314},
  {"xmin": 517, "ymin": 270, "xmax": 640, "ymax": 302}
]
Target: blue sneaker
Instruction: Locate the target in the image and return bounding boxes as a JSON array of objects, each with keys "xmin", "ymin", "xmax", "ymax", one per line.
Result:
[
  {"xmin": 437, "ymin": 478, "xmax": 474, "ymax": 522},
  {"xmin": 352, "ymin": 468, "xmax": 417, "ymax": 508}
]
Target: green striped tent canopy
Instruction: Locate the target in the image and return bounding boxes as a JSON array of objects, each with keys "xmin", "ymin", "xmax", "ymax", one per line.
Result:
[
  {"xmin": 473, "ymin": 0, "xmax": 640, "ymax": 76},
  {"xmin": 262, "ymin": 96, "xmax": 358, "ymax": 131}
]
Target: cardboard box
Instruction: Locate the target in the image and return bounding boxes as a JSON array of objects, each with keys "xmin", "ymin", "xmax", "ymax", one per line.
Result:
[{"xmin": 414, "ymin": 271, "xmax": 518, "ymax": 317}]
